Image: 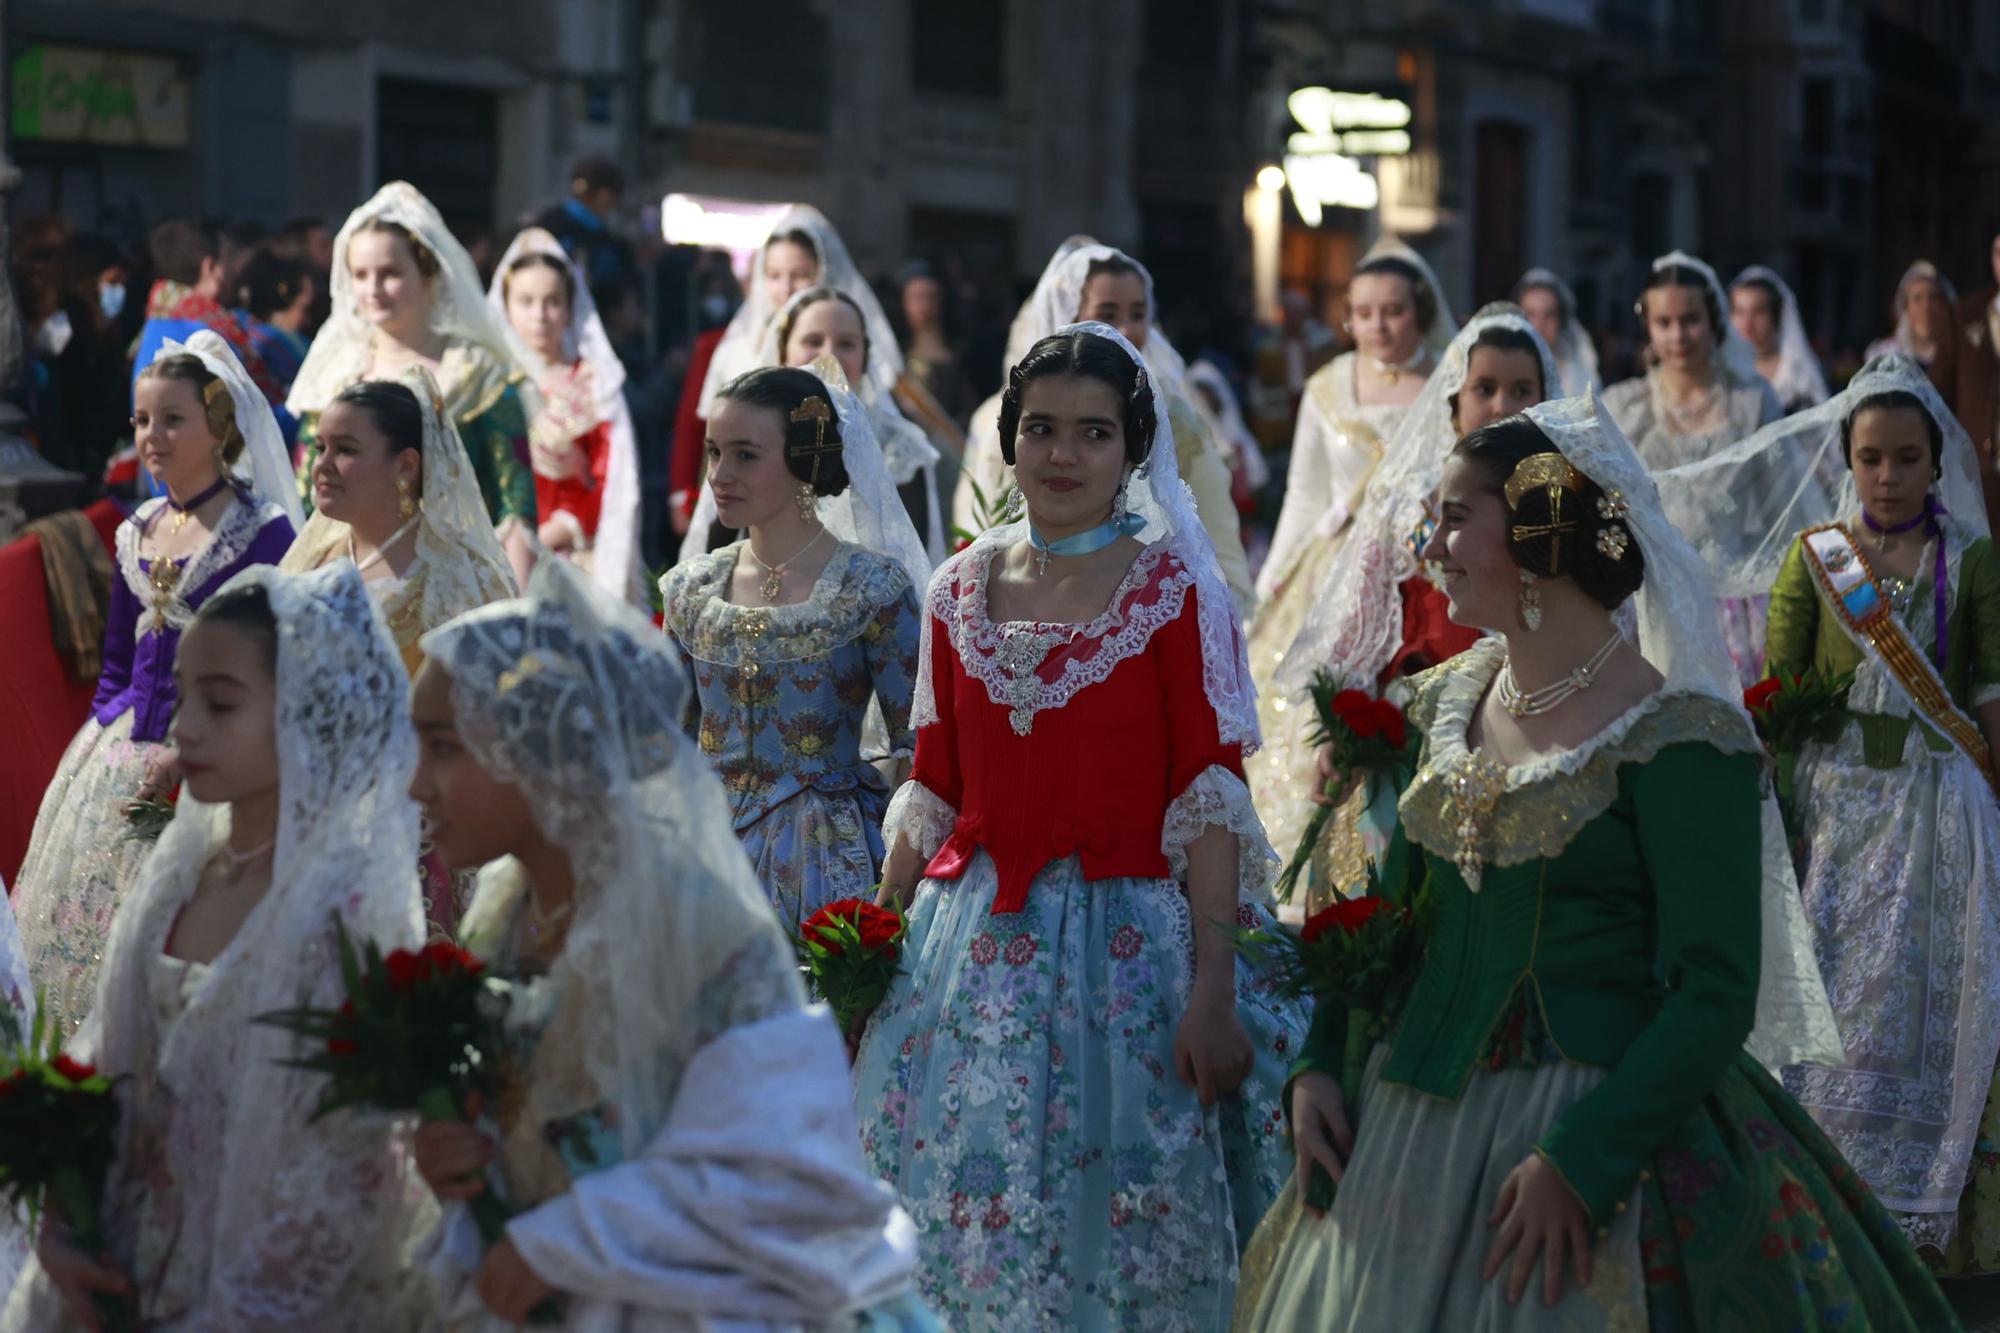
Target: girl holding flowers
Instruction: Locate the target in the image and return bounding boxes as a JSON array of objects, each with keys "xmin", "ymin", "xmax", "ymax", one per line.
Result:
[{"xmin": 4, "ymin": 563, "xmax": 435, "ymax": 1331}]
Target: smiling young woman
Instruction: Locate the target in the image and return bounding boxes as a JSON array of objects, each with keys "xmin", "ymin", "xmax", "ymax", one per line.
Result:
[
  {"xmin": 850, "ymin": 324, "xmax": 1305, "ymax": 1326},
  {"xmin": 289, "ymin": 182, "xmax": 541, "ymax": 587},
  {"xmin": 1235, "ymin": 393, "xmax": 1953, "ymax": 1333}
]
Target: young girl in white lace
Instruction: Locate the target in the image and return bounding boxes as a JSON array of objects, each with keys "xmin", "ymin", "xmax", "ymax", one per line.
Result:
[
  {"xmin": 4, "ymin": 563, "xmax": 434, "ymax": 1331},
  {"xmin": 406, "ymin": 557, "xmax": 934, "ymax": 1331}
]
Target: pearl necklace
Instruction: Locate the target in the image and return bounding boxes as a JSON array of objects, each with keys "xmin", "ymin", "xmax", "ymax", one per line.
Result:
[
  {"xmin": 746, "ymin": 525, "xmax": 828, "ymax": 602},
  {"xmin": 1497, "ymin": 630, "xmax": 1623, "ymax": 718}
]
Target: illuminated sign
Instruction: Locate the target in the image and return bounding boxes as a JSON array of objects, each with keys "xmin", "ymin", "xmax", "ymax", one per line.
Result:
[
  {"xmin": 1280, "ymin": 86, "xmax": 1413, "ymax": 225},
  {"xmin": 659, "ymin": 192, "xmax": 791, "ymax": 252}
]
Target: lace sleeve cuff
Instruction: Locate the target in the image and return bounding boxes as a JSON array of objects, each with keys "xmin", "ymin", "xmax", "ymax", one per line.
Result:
[
  {"xmin": 883, "ymin": 780, "xmax": 956, "ymax": 860},
  {"xmin": 1162, "ymin": 764, "xmax": 1279, "ymax": 903}
]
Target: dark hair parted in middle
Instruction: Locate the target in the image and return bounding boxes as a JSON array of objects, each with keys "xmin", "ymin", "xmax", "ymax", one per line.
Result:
[
  {"xmin": 1446, "ymin": 323, "xmax": 1547, "ymax": 421},
  {"xmin": 716, "ymin": 365, "xmax": 851, "ymax": 496},
  {"xmin": 998, "ymin": 329, "xmax": 1157, "ymax": 467},
  {"xmin": 1451, "ymin": 414, "xmax": 1646, "ymax": 610},
  {"xmin": 1353, "ymin": 255, "xmax": 1440, "ymax": 333},
  {"xmin": 1841, "ymin": 387, "xmax": 1944, "ymax": 478},
  {"xmin": 333, "ymin": 380, "xmax": 426, "ymax": 459}
]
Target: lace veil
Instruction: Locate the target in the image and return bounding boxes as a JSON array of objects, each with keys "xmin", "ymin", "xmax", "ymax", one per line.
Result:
[
  {"xmin": 912, "ymin": 321, "xmax": 1259, "ymax": 752},
  {"xmin": 751, "ymin": 286, "xmax": 945, "ymax": 556},
  {"xmin": 84, "ymin": 561, "xmax": 429, "ymax": 1318},
  {"xmin": 1881, "ymin": 260, "xmax": 1958, "ymax": 359},
  {"xmin": 153, "ymin": 330, "xmax": 303, "ymax": 528},
  {"xmin": 1648, "ymin": 250, "xmax": 1759, "ymax": 384},
  {"xmin": 1655, "ymin": 352, "xmax": 1988, "ymax": 601},
  {"xmin": 1357, "ymin": 236, "xmax": 1460, "ymax": 364},
  {"xmin": 1277, "ymin": 303, "xmax": 1559, "ymax": 698},
  {"xmin": 1010, "ymin": 241, "xmax": 1194, "ymax": 394},
  {"xmin": 695, "ymin": 204, "xmax": 904, "ymax": 419},
  {"xmin": 1187, "ymin": 359, "xmax": 1269, "ymax": 490},
  {"xmin": 1513, "ymin": 267, "xmax": 1601, "ymax": 398},
  {"xmin": 676, "ymin": 357, "xmax": 933, "ymax": 594},
  {"xmin": 288, "ymin": 181, "xmax": 540, "ymax": 418},
  {"xmin": 422, "ymin": 557, "xmax": 803, "ymax": 1157},
  {"xmin": 283, "ymin": 365, "xmax": 517, "ymax": 630},
  {"xmin": 485, "ymin": 226, "xmax": 644, "ymax": 603},
  {"xmin": 1525, "ymin": 393, "xmax": 1843, "ymax": 1069},
  {"xmin": 1731, "ymin": 265, "xmax": 1829, "ymax": 408}
]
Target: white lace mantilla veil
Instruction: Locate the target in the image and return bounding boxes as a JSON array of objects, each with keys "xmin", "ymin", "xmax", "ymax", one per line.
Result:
[
  {"xmin": 694, "ymin": 204, "xmax": 905, "ymax": 420},
  {"xmin": 1357, "ymin": 235, "xmax": 1460, "ymax": 364},
  {"xmin": 153, "ymin": 330, "xmax": 304, "ymax": 528},
  {"xmin": 485, "ymin": 226, "xmax": 644, "ymax": 603},
  {"xmin": 1650, "ymin": 249, "xmax": 1760, "ymax": 385},
  {"xmin": 421, "ymin": 557, "xmax": 802, "ymax": 1160},
  {"xmin": 912, "ymin": 321, "xmax": 1260, "ymax": 755},
  {"xmin": 1524, "ymin": 393, "xmax": 1843, "ymax": 1069},
  {"xmin": 1514, "ymin": 267, "xmax": 1601, "ymax": 398},
  {"xmin": 1883, "ymin": 260, "xmax": 1958, "ymax": 358},
  {"xmin": 1732, "ymin": 264, "xmax": 1830, "ymax": 408},
  {"xmin": 287, "ymin": 181, "xmax": 541, "ymax": 419},
  {"xmin": 1187, "ymin": 359, "xmax": 1270, "ymax": 489},
  {"xmin": 675, "ymin": 357, "xmax": 933, "ymax": 594},
  {"xmin": 1655, "ymin": 352, "xmax": 1990, "ymax": 602},
  {"xmin": 1011, "ymin": 242, "xmax": 1197, "ymax": 394},
  {"xmin": 1276, "ymin": 303, "xmax": 1560, "ymax": 699},
  {"xmin": 66, "ymin": 563, "xmax": 429, "ymax": 1322},
  {"xmin": 283, "ymin": 364, "xmax": 517, "ymax": 624},
  {"xmin": 750, "ymin": 285, "xmax": 945, "ymax": 556}
]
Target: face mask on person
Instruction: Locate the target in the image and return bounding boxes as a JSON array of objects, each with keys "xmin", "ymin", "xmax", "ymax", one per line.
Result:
[
  {"xmin": 702, "ymin": 293, "xmax": 731, "ymax": 322},
  {"xmin": 99, "ymin": 282, "xmax": 127, "ymax": 321}
]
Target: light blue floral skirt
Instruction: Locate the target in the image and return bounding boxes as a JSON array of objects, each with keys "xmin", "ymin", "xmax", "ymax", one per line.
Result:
[
  {"xmin": 739, "ymin": 775, "xmax": 889, "ymax": 930},
  {"xmin": 852, "ymin": 851, "xmax": 1305, "ymax": 1332}
]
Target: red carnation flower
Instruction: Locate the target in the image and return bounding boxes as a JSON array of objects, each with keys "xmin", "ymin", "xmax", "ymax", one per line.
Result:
[
  {"xmin": 327, "ymin": 1036, "xmax": 360, "ymax": 1057},
  {"xmin": 1301, "ymin": 895, "xmax": 1388, "ymax": 943},
  {"xmin": 1370, "ymin": 700, "xmax": 1409, "ymax": 750},
  {"xmin": 1329, "ymin": 689, "xmax": 1373, "ymax": 723},
  {"xmin": 804, "ymin": 899, "xmax": 903, "ymax": 955},
  {"xmin": 50, "ymin": 1055, "xmax": 95, "ymax": 1083},
  {"xmin": 1743, "ymin": 677, "xmax": 1783, "ymax": 713},
  {"xmin": 383, "ymin": 948, "xmax": 426, "ymax": 992}
]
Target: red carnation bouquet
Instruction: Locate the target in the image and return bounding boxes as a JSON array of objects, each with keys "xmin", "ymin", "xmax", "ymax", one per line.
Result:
[
  {"xmin": 1743, "ymin": 668, "xmax": 1852, "ymax": 842},
  {"xmin": 795, "ymin": 897, "xmax": 906, "ymax": 1037},
  {"xmin": 1235, "ymin": 862, "xmax": 1429, "ymax": 1210},
  {"xmin": 257, "ymin": 919, "xmax": 558, "ymax": 1323},
  {"xmin": 1275, "ymin": 671, "xmax": 1414, "ymax": 903},
  {"xmin": 0, "ymin": 1003, "xmax": 134, "ymax": 1330},
  {"xmin": 122, "ymin": 783, "xmax": 180, "ymax": 843}
]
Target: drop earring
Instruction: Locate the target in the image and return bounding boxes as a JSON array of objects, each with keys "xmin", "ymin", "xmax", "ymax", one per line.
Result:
[
  {"xmin": 796, "ymin": 482, "xmax": 818, "ymax": 523},
  {"xmin": 1518, "ymin": 569, "xmax": 1542, "ymax": 632},
  {"xmin": 397, "ymin": 476, "xmax": 416, "ymax": 519},
  {"xmin": 1112, "ymin": 470, "xmax": 1130, "ymax": 524}
]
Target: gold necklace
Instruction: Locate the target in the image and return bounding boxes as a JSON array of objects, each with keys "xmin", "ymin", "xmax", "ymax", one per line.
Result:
[{"xmin": 746, "ymin": 526, "xmax": 828, "ymax": 602}]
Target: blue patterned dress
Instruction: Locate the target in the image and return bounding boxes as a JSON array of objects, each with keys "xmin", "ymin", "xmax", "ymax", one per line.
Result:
[{"xmin": 661, "ymin": 541, "xmax": 923, "ymax": 926}]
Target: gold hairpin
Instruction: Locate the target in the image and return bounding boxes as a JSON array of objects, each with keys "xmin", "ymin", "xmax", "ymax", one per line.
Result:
[
  {"xmin": 1504, "ymin": 452, "xmax": 1585, "ymax": 567},
  {"xmin": 789, "ymin": 395, "xmax": 838, "ymax": 486}
]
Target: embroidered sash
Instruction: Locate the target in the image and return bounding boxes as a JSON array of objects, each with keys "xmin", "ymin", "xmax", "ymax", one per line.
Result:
[{"xmin": 1800, "ymin": 523, "xmax": 1994, "ymax": 786}]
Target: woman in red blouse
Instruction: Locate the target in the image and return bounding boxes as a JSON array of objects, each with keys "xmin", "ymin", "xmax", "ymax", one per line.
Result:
[
  {"xmin": 851, "ymin": 324, "xmax": 1305, "ymax": 1329},
  {"xmin": 491, "ymin": 227, "xmax": 644, "ymax": 603}
]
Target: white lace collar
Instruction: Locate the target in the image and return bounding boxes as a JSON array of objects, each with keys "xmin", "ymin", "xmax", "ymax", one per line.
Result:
[
  {"xmin": 935, "ymin": 538, "xmax": 1194, "ymax": 735},
  {"xmin": 118, "ymin": 494, "xmax": 289, "ymax": 636}
]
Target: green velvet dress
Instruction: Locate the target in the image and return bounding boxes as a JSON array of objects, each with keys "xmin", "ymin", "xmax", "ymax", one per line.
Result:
[
  {"xmin": 1765, "ymin": 526, "xmax": 2000, "ymax": 1271},
  {"xmin": 294, "ymin": 342, "xmax": 536, "ymax": 532},
  {"xmin": 1233, "ymin": 639, "xmax": 1960, "ymax": 1332}
]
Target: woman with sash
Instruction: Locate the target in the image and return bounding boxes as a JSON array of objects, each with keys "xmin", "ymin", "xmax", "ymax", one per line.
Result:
[{"xmin": 1749, "ymin": 355, "xmax": 2000, "ymax": 1268}]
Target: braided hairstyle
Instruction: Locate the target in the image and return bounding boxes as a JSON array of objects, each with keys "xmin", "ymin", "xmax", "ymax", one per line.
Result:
[
  {"xmin": 137, "ymin": 353, "xmax": 247, "ymax": 465},
  {"xmin": 1452, "ymin": 415, "xmax": 1644, "ymax": 610},
  {"xmin": 997, "ymin": 329, "xmax": 1157, "ymax": 467},
  {"xmin": 715, "ymin": 365, "xmax": 851, "ymax": 496}
]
